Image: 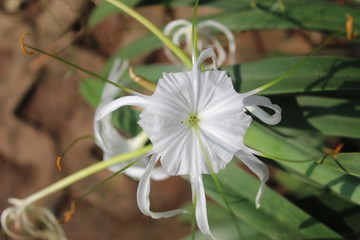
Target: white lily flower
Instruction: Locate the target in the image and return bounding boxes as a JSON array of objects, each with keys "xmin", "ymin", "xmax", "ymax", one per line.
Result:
[
  {"xmin": 95, "ymin": 49, "xmax": 281, "ymax": 239},
  {"xmin": 164, "ymin": 19, "xmax": 236, "ymax": 68},
  {"xmin": 94, "ymin": 59, "xmax": 169, "ymax": 181},
  {"xmin": 1, "ymin": 198, "xmax": 66, "ymax": 240}
]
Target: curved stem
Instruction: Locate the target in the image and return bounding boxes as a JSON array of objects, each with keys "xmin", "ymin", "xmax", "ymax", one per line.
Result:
[
  {"xmin": 23, "ymin": 145, "xmax": 152, "ymax": 206},
  {"xmin": 106, "ymin": 0, "xmax": 192, "ymax": 69}
]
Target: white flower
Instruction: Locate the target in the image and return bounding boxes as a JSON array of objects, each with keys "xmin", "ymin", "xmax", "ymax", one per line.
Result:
[
  {"xmin": 95, "ymin": 49, "xmax": 281, "ymax": 239},
  {"xmin": 1, "ymin": 198, "xmax": 66, "ymax": 240},
  {"xmin": 164, "ymin": 19, "xmax": 236, "ymax": 68},
  {"xmin": 94, "ymin": 59, "xmax": 169, "ymax": 181}
]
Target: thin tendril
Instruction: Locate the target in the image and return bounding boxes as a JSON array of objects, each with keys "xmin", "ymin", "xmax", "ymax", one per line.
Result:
[
  {"xmin": 23, "ymin": 43, "xmax": 137, "ymax": 95},
  {"xmin": 57, "ymin": 135, "xmax": 94, "ymax": 171}
]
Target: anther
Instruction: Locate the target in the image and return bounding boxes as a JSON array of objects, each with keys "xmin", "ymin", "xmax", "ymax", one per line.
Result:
[
  {"xmin": 19, "ymin": 33, "xmax": 35, "ymax": 55},
  {"xmin": 56, "ymin": 156, "xmax": 63, "ymax": 172},
  {"xmin": 346, "ymin": 14, "xmax": 359, "ymax": 40},
  {"xmin": 59, "ymin": 201, "xmax": 76, "ymax": 224},
  {"xmin": 323, "ymin": 143, "xmax": 344, "ymax": 159},
  {"xmin": 129, "ymin": 67, "xmax": 156, "ymax": 92}
]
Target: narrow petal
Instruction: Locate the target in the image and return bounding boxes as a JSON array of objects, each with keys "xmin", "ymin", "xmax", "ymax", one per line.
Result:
[
  {"xmin": 101, "ymin": 59, "xmax": 129, "ymax": 102},
  {"xmin": 244, "ymin": 95, "xmax": 282, "ymax": 125},
  {"xmin": 124, "ymin": 164, "xmax": 169, "ymax": 181},
  {"xmin": 96, "ymin": 95, "xmax": 148, "ymax": 121},
  {"xmin": 195, "ymin": 48, "xmax": 218, "ymax": 70},
  {"xmin": 199, "ymin": 20, "xmax": 236, "ymax": 65},
  {"xmin": 137, "ymin": 155, "xmax": 187, "ymax": 219},
  {"xmin": 95, "ymin": 95, "xmax": 147, "ymax": 149},
  {"xmin": 235, "ymin": 149, "xmax": 269, "ymax": 208},
  {"xmin": 190, "ymin": 174, "xmax": 216, "ymax": 240}
]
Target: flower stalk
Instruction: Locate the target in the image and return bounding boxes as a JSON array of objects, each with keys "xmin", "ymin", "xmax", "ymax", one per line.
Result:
[
  {"xmin": 106, "ymin": 0, "xmax": 192, "ymax": 68},
  {"xmin": 23, "ymin": 145, "xmax": 152, "ymax": 206}
]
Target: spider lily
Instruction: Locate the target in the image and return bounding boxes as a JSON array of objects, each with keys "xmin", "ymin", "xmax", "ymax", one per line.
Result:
[
  {"xmin": 95, "ymin": 49, "xmax": 281, "ymax": 239},
  {"xmin": 163, "ymin": 19, "xmax": 236, "ymax": 68},
  {"xmin": 94, "ymin": 59, "xmax": 169, "ymax": 181},
  {"xmin": 1, "ymin": 198, "xmax": 66, "ymax": 240}
]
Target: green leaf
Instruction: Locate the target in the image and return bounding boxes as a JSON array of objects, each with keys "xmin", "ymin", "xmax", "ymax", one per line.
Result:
[
  {"xmin": 203, "ymin": 163, "xmax": 342, "ymax": 239},
  {"xmin": 224, "ymin": 56, "xmax": 360, "ymax": 95},
  {"xmin": 318, "ymin": 153, "xmax": 360, "ymax": 178},
  {"xmin": 245, "ymin": 122, "xmax": 360, "ymax": 205},
  {"xmin": 296, "ymin": 96, "xmax": 360, "ymax": 138},
  {"xmin": 172, "ymin": 0, "xmax": 360, "ymax": 33},
  {"xmin": 295, "ymin": 193, "xmax": 360, "ymax": 237},
  {"xmin": 79, "ymin": 63, "xmax": 181, "ymax": 107},
  {"xmin": 101, "ymin": 35, "xmax": 164, "ymax": 75},
  {"xmin": 88, "ymin": 0, "xmax": 142, "ymax": 28},
  {"xmin": 182, "ymin": 203, "xmax": 270, "ymax": 240},
  {"xmin": 79, "ymin": 77, "xmax": 104, "ymax": 107}
]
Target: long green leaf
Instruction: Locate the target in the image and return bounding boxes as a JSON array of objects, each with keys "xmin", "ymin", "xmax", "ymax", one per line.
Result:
[
  {"xmin": 203, "ymin": 163, "xmax": 342, "ymax": 239},
  {"xmin": 245, "ymin": 122, "xmax": 360, "ymax": 205},
  {"xmin": 296, "ymin": 95, "xmax": 360, "ymax": 138},
  {"xmin": 225, "ymin": 56, "xmax": 360, "ymax": 94},
  {"xmin": 319, "ymin": 153, "xmax": 360, "ymax": 178}
]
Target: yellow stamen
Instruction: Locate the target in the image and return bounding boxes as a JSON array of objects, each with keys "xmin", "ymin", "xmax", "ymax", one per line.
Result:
[
  {"xmin": 346, "ymin": 14, "xmax": 359, "ymax": 40},
  {"xmin": 323, "ymin": 143, "xmax": 344, "ymax": 159},
  {"xmin": 20, "ymin": 33, "xmax": 35, "ymax": 55},
  {"xmin": 59, "ymin": 201, "xmax": 76, "ymax": 224},
  {"xmin": 56, "ymin": 156, "xmax": 63, "ymax": 172},
  {"xmin": 129, "ymin": 67, "xmax": 156, "ymax": 92}
]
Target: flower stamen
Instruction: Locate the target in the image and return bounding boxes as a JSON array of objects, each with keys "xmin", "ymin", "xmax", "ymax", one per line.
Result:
[
  {"xmin": 58, "ymin": 201, "xmax": 76, "ymax": 224},
  {"xmin": 19, "ymin": 33, "xmax": 35, "ymax": 55},
  {"xmin": 187, "ymin": 114, "xmax": 200, "ymax": 127},
  {"xmin": 129, "ymin": 67, "xmax": 156, "ymax": 92}
]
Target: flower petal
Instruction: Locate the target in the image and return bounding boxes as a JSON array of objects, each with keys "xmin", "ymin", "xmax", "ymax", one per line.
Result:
[
  {"xmin": 244, "ymin": 95, "xmax": 282, "ymax": 125},
  {"xmin": 96, "ymin": 95, "xmax": 148, "ymax": 121},
  {"xmin": 95, "ymin": 95, "xmax": 148, "ymax": 148},
  {"xmin": 190, "ymin": 173, "xmax": 216, "ymax": 240},
  {"xmin": 198, "ymin": 20, "xmax": 236, "ymax": 65},
  {"xmin": 137, "ymin": 155, "xmax": 187, "ymax": 218},
  {"xmin": 101, "ymin": 59, "xmax": 129, "ymax": 102},
  {"xmin": 235, "ymin": 149, "xmax": 269, "ymax": 208}
]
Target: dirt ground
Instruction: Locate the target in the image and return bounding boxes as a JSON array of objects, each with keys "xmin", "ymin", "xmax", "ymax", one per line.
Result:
[{"xmin": 0, "ymin": 0, "xmax": 328, "ymax": 239}]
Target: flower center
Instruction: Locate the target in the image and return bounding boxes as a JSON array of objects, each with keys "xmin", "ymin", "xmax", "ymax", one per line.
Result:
[{"xmin": 187, "ymin": 114, "xmax": 199, "ymax": 128}]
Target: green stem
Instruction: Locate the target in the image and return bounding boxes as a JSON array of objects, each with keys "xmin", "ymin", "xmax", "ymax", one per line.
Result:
[
  {"xmin": 23, "ymin": 145, "xmax": 152, "ymax": 206},
  {"xmin": 106, "ymin": 0, "xmax": 192, "ymax": 69},
  {"xmin": 191, "ymin": 0, "xmax": 200, "ymax": 65}
]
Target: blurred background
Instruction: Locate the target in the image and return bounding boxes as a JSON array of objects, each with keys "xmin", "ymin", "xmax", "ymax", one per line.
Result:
[{"xmin": 0, "ymin": 0, "xmax": 359, "ymax": 239}]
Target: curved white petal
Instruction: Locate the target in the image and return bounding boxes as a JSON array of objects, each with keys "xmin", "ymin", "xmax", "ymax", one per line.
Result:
[
  {"xmin": 137, "ymin": 155, "xmax": 187, "ymax": 218},
  {"xmin": 195, "ymin": 48, "xmax": 218, "ymax": 70},
  {"xmin": 163, "ymin": 19, "xmax": 191, "ymax": 36},
  {"xmin": 244, "ymin": 95, "xmax": 282, "ymax": 125},
  {"xmin": 123, "ymin": 160, "xmax": 169, "ymax": 181},
  {"xmin": 235, "ymin": 149, "xmax": 269, "ymax": 208},
  {"xmin": 101, "ymin": 59, "xmax": 129, "ymax": 102},
  {"xmin": 198, "ymin": 20, "xmax": 236, "ymax": 65},
  {"xmin": 96, "ymin": 95, "xmax": 148, "ymax": 121},
  {"xmin": 190, "ymin": 174, "xmax": 216, "ymax": 240}
]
